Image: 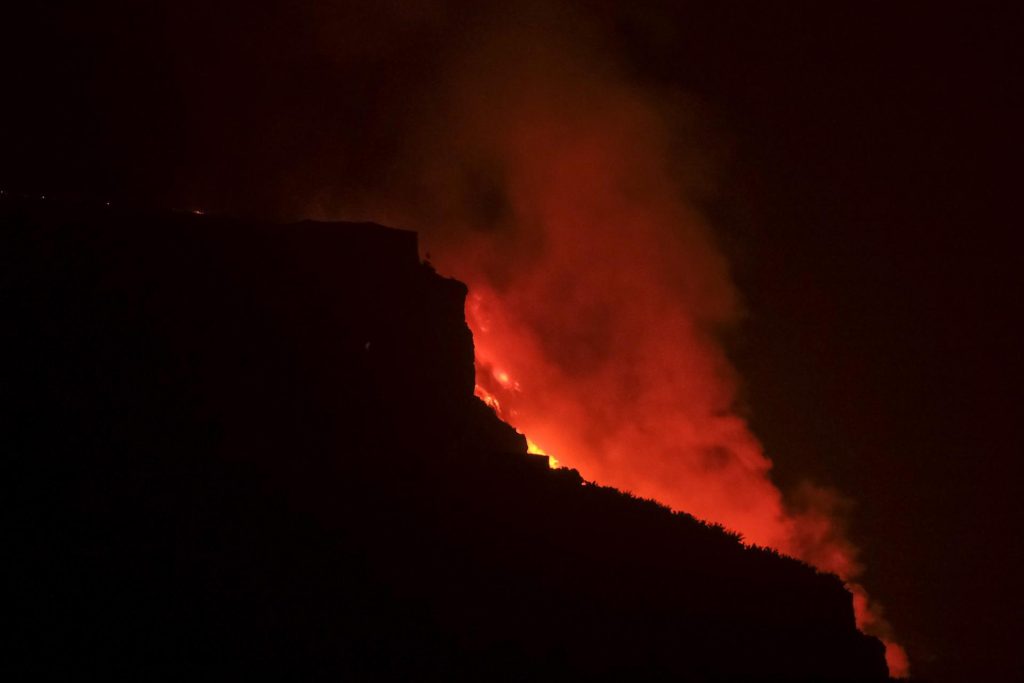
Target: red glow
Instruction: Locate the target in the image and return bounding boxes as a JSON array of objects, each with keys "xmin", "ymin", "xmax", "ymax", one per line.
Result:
[
  {"xmin": 433, "ymin": 102, "xmax": 906, "ymax": 676},
  {"xmin": 466, "ymin": 263, "xmax": 908, "ymax": 675}
]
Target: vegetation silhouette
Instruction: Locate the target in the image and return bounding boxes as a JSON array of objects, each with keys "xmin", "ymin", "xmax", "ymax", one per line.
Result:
[{"xmin": 4, "ymin": 197, "xmax": 891, "ymax": 680}]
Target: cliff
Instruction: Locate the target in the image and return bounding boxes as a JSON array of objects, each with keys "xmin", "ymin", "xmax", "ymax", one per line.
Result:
[{"xmin": 3, "ymin": 198, "xmax": 889, "ymax": 680}]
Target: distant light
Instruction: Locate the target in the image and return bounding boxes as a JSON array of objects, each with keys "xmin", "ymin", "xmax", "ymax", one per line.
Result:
[{"xmin": 192, "ymin": 209, "xmax": 205, "ymax": 215}]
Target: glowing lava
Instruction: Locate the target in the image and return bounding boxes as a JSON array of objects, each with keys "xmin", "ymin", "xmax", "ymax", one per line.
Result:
[{"xmin": 474, "ymin": 367, "xmax": 558, "ymax": 469}]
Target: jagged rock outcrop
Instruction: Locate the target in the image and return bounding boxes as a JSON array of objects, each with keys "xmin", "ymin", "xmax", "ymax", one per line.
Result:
[{"xmin": 3, "ymin": 199, "xmax": 889, "ymax": 681}]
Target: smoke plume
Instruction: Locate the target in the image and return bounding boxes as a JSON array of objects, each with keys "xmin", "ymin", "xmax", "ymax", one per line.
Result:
[{"xmin": 161, "ymin": 0, "xmax": 909, "ymax": 674}]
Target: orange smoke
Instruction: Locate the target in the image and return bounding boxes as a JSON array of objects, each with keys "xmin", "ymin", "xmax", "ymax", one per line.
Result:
[{"xmin": 330, "ymin": 5, "xmax": 907, "ymax": 677}]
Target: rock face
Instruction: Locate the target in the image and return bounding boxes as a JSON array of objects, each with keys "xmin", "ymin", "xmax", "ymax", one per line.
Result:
[{"xmin": 3, "ymin": 199, "xmax": 889, "ymax": 681}]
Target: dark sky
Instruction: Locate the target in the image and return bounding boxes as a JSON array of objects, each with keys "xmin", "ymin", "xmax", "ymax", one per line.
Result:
[
  {"xmin": 4, "ymin": 3, "xmax": 1020, "ymax": 681},
  {"xmin": 659, "ymin": 7, "xmax": 1020, "ymax": 681}
]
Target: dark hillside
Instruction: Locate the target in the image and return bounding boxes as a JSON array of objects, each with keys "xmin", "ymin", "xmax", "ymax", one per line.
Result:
[{"xmin": 4, "ymin": 198, "xmax": 888, "ymax": 680}]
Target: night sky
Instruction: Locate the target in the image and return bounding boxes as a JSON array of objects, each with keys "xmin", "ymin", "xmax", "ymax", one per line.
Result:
[{"xmin": 4, "ymin": 3, "xmax": 1020, "ymax": 680}]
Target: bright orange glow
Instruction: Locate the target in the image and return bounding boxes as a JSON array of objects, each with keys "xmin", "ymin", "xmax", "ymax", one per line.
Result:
[
  {"xmin": 476, "ymin": 382, "xmax": 502, "ymax": 413},
  {"xmin": 527, "ymin": 437, "xmax": 559, "ymax": 469},
  {"xmin": 475, "ymin": 373, "xmax": 558, "ymax": 469}
]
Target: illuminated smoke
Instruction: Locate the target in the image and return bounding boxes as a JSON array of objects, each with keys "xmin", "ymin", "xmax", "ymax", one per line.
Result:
[{"xmin": 307, "ymin": 3, "xmax": 908, "ymax": 676}]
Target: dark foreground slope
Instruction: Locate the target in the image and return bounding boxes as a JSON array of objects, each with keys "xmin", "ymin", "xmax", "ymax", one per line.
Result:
[{"xmin": 3, "ymin": 199, "xmax": 888, "ymax": 681}]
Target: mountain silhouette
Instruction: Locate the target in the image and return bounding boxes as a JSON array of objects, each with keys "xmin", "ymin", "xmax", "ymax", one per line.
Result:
[{"xmin": 4, "ymin": 197, "xmax": 890, "ymax": 681}]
